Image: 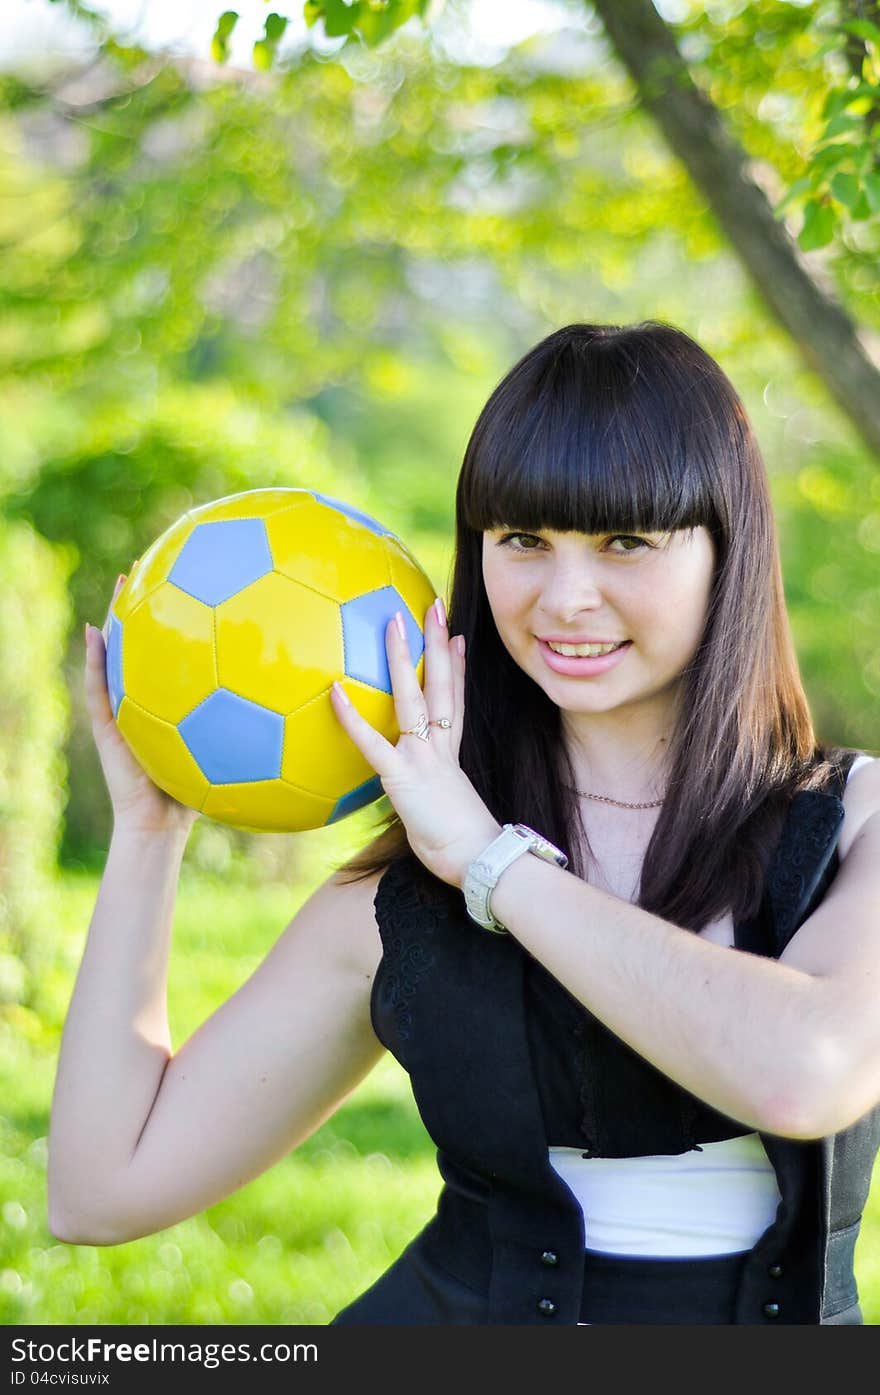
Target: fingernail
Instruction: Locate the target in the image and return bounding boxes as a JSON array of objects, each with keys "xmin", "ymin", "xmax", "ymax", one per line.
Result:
[
  {"xmin": 395, "ymin": 610, "xmax": 406, "ymax": 641},
  {"xmin": 332, "ymin": 680, "xmax": 350, "ymax": 706},
  {"xmin": 434, "ymin": 596, "xmax": 447, "ymax": 627},
  {"xmin": 84, "ymin": 623, "xmax": 91, "ymax": 645},
  {"xmin": 116, "ymin": 574, "xmax": 125, "ymax": 588},
  {"xmin": 456, "ymin": 635, "xmax": 466, "ymax": 658}
]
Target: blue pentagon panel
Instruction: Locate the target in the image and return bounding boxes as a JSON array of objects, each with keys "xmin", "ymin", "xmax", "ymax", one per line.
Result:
[
  {"xmin": 327, "ymin": 773, "xmax": 385, "ymax": 824},
  {"xmin": 169, "ymin": 519, "xmax": 273, "ymax": 605},
  {"xmin": 342, "ymin": 586, "xmax": 425, "ymax": 690},
  {"xmin": 179, "ymin": 689, "xmax": 284, "ymax": 783},
  {"xmin": 105, "ymin": 613, "xmax": 125, "ymax": 719},
  {"xmin": 312, "ymin": 493, "xmax": 393, "ymax": 538}
]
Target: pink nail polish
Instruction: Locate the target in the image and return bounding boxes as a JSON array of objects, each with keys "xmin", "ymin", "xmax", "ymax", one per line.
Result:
[
  {"xmin": 434, "ymin": 596, "xmax": 447, "ymax": 627},
  {"xmin": 395, "ymin": 610, "xmax": 406, "ymax": 640}
]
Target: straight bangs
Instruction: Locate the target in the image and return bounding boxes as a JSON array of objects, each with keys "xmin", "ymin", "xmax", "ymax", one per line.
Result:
[{"xmin": 458, "ymin": 324, "xmax": 724, "ymax": 540}]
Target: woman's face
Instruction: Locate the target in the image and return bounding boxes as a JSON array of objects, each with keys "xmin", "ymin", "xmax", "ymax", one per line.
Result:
[{"xmin": 480, "ymin": 524, "xmax": 716, "ymax": 721}]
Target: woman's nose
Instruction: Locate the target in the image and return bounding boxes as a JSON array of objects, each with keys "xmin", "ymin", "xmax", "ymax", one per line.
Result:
[{"xmin": 540, "ymin": 565, "xmax": 605, "ymax": 615}]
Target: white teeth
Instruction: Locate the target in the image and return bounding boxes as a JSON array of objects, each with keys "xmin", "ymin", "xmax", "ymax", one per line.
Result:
[{"xmin": 546, "ymin": 641, "xmax": 624, "ymax": 657}]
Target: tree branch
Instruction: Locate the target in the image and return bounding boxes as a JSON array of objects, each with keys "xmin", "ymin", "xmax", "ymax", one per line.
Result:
[{"xmin": 589, "ymin": 0, "xmax": 880, "ymax": 459}]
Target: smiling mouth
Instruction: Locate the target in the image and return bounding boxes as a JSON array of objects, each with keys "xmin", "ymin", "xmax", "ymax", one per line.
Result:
[{"xmin": 540, "ymin": 639, "xmax": 629, "ymax": 657}]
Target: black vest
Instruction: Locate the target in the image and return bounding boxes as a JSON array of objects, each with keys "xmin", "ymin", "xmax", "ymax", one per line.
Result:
[{"xmin": 331, "ymin": 749, "xmax": 879, "ymax": 1325}]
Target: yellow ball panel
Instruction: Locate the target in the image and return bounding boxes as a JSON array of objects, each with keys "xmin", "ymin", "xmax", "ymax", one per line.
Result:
[
  {"xmin": 113, "ymin": 514, "xmax": 198, "ymax": 624},
  {"xmin": 268, "ymin": 499, "xmax": 394, "ymax": 603},
  {"xmin": 281, "ymin": 681, "xmax": 396, "ymax": 796},
  {"xmin": 188, "ymin": 487, "xmax": 312, "ymax": 525},
  {"xmin": 124, "ymin": 585, "xmax": 216, "ymax": 722},
  {"xmin": 202, "ymin": 779, "xmax": 335, "ymax": 834},
  {"xmin": 216, "ymin": 575, "xmax": 343, "ymax": 711},
  {"xmin": 115, "ymin": 696, "xmax": 209, "ymax": 812}
]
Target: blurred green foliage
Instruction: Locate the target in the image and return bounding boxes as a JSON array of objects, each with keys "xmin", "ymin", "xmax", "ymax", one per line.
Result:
[
  {"xmin": 0, "ymin": 519, "xmax": 73, "ymax": 1019},
  {"xmin": 204, "ymin": 0, "xmax": 880, "ymax": 253}
]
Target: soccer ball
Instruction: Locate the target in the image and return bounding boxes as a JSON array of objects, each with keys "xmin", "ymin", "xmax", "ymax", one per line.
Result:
[{"xmin": 105, "ymin": 487, "xmax": 438, "ymax": 832}]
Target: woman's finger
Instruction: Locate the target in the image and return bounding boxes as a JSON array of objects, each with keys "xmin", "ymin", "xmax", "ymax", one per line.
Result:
[
  {"xmin": 385, "ymin": 610, "xmax": 432, "ymax": 743},
  {"xmin": 84, "ymin": 624, "xmax": 111, "ymax": 721},
  {"xmin": 421, "ymin": 597, "xmax": 456, "ymax": 746},
  {"xmin": 86, "ymin": 573, "xmax": 126, "ymax": 718},
  {"xmin": 330, "ymin": 680, "xmax": 397, "ymax": 775}
]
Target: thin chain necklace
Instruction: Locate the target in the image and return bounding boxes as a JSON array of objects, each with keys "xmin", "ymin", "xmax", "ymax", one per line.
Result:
[{"xmin": 566, "ymin": 785, "xmax": 665, "ymax": 810}]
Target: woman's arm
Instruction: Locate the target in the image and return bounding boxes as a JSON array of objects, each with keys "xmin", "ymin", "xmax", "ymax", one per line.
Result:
[
  {"xmin": 48, "ymin": 841, "xmax": 386, "ymax": 1245},
  {"xmin": 483, "ymin": 782, "xmax": 880, "ymax": 1141},
  {"xmin": 48, "ymin": 827, "xmax": 189, "ymax": 1236}
]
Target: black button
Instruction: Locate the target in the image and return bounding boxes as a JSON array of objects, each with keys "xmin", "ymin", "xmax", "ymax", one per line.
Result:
[
  {"xmin": 541, "ymin": 1250, "xmax": 559, "ymax": 1267},
  {"xmin": 762, "ymin": 1301, "xmax": 781, "ymax": 1319},
  {"xmin": 537, "ymin": 1298, "xmax": 557, "ymax": 1316},
  {"xmin": 768, "ymin": 1263, "xmax": 783, "ymax": 1279}
]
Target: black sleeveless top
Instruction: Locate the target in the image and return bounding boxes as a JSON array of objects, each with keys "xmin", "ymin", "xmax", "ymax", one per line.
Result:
[
  {"xmin": 525, "ymin": 954, "xmax": 751, "ymax": 1157},
  {"xmin": 385, "ymin": 751, "xmax": 864, "ymax": 1163},
  {"xmin": 524, "ymin": 750, "xmax": 868, "ymax": 1158}
]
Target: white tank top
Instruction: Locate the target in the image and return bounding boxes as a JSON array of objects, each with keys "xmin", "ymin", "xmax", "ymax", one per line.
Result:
[{"xmin": 550, "ymin": 752, "xmax": 875, "ymax": 1258}]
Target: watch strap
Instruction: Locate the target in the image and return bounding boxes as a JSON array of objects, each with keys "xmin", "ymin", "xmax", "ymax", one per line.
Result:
[{"xmin": 463, "ymin": 823, "xmax": 568, "ymax": 933}]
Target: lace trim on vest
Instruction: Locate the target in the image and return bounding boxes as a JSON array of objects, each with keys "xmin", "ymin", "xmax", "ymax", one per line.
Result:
[{"xmin": 373, "ymin": 856, "xmax": 448, "ymax": 1042}]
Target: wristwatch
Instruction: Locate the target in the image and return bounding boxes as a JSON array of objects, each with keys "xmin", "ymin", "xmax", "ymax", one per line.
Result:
[{"xmin": 463, "ymin": 823, "xmax": 569, "ymax": 934}]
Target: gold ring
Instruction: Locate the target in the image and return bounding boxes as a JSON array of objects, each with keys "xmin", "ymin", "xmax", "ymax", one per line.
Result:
[{"xmin": 400, "ymin": 714, "xmax": 430, "ymax": 742}]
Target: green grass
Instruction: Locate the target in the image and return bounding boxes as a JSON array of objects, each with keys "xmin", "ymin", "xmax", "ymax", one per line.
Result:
[{"xmin": 2, "ymin": 866, "xmax": 878, "ymax": 1325}]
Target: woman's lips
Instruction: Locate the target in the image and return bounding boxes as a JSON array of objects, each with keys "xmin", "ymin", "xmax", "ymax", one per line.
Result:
[{"xmin": 537, "ymin": 638, "xmax": 632, "ymax": 676}]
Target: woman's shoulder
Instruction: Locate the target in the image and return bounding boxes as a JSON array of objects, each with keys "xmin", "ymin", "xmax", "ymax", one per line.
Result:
[{"xmin": 838, "ymin": 751, "xmax": 880, "ymax": 864}]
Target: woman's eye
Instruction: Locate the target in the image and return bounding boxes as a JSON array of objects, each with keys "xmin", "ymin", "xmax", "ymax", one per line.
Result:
[
  {"xmin": 498, "ymin": 532, "xmax": 542, "ymax": 551},
  {"xmin": 608, "ymin": 535, "xmax": 651, "ymax": 553}
]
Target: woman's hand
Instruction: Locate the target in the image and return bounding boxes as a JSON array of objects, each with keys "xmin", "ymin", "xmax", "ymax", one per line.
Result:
[
  {"xmin": 84, "ymin": 574, "xmax": 202, "ymax": 837},
  {"xmin": 329, "ymin": 596, "xmax": 501, "ymax": 889}
]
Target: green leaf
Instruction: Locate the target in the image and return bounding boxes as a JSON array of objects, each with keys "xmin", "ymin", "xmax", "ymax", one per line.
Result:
[
  {"xmin": 250, "ymin": 12, "xmax": 289, "ymax": 67},
  {"xmin": 774, "ymin": 175, "xmax": 813, "ymax": 214},
  {"xmin": 821, "ymin": 113, "xmax": 864, "ymax": 141},
  {"xmin": 264, "ymin": 12, "xmax": 289, "ymax": 42},
  {"xmin": 798, "ymin": 198, "xmax": 836, "ymax": 251},
  {"xmin": 211, "ymin": 9, "xmax": 239, "ymax": 62},
  {"xmin": 821, "ymin": 88, "xmax": 850, "ymax": 120},
  {"xmin": 848, "ymin": 191, "xmax": 872, "ymax": 221},
  {"xmin": 840, "ymin": 18, "xmax": 880, "ymax": 46},
  {"xmin": 864, "ymin": 172, "xmax": 880, "ymax": 213},
  {"xmin": 830, "ymin": 172, "xmax": 861, "ymax": 209},
  {"xmin": 322, "ymin": 0, "xmax": 360, "ymax": 38},
  {"xmin": 216, "ymin": 10, "xmax": 239, "ymax": 40},
  {"xmin": 300, "ymin": 0, "xmax": 434, "ymax": 47},
  {"xmin": 811, "ymin": 142, "xmax": 857, "ymax": 174}
]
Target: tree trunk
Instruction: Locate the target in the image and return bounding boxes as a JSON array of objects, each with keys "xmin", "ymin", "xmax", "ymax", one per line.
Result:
[{"xmin": 589, "ymin": 0, "xmax": 880, "ymax": 459}]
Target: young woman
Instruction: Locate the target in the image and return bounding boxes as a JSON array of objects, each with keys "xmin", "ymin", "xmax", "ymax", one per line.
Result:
[{"xmin": 53, "ymin": 321, "xmax": 880, "ymax": 1325}]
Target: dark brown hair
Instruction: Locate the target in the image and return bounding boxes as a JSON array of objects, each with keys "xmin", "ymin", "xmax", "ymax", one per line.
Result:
[{"xmin": 334, "ymin": 321, "xmax": 858, "ymax": 930}]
